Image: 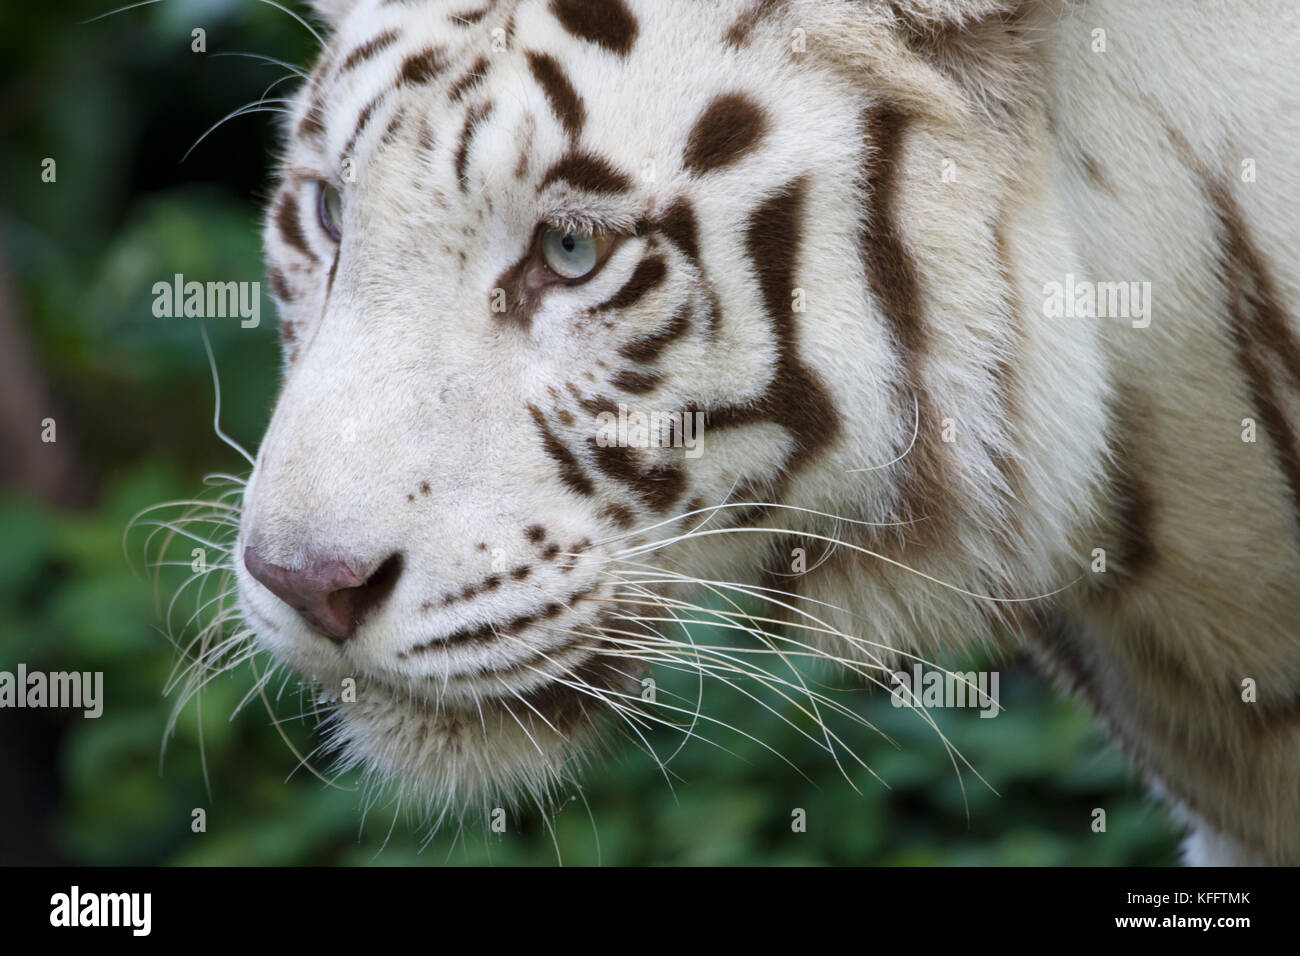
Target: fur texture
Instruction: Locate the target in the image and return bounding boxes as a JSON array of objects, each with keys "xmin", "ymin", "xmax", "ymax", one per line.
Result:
[{"xmin": 233, "ymin": 0, "xmax": 1300, "ymax": 863}]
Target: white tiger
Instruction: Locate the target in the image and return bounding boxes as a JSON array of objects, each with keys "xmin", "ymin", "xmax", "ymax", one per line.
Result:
[{"xmin": 220, "ymin": 0, "xmax": 1300, "ymax": 865}]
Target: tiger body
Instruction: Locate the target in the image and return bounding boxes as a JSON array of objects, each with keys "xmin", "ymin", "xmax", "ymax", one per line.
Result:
[{"xmin": 236, "ymin": 0, "xmax": 1300, "ymax": 864}]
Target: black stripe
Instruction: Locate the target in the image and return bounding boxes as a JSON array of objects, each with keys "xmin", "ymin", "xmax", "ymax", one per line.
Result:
[
  {"xmin": 683, "ymin": 93, "xmax": 768, "ymax": 174},
  {"xmin": 448, "ymin": 55, "xmax": 490, "ymax": 102},
  {"xmin": 618, "ymin": 302, "xmax": 692, "ymax": 363},
  {"xmin": 454, "ymin": 101, "xmax": 494, "ymax": 191},
  {"xmin": 274, "ymin": 192, "xmax": 317, "ymax": 263},
  {"xmin": 342, "ymin": 93, "xmax": 386, "ymax": 159},
  {"xmin": 539, "ymin": 152, "xmax": 631, "ymax": 193},
  {"xmin": 340, "ymin": 30, "xmax": 402, "ymax": 72},
  {"xmin": 526, "ymin": 50, "xmax": 586, "ymax": 143},
  {"xmin": 400, "ymin": 47, "xmax": 448, "ymax": 85},
  {"xmin": 529, "ymin": 404, "xmax": 595, "ymax": 497},
  {"xmin": 858, "ymin": 105, "xmax": 949, "ymax": 540},
  {"xmin": 550, "ymin": 0, "xmax": 638, "ymax": 55},
  {"xmin": 595, "ymin": 256, "xmax": 666, "ymax": 312}
]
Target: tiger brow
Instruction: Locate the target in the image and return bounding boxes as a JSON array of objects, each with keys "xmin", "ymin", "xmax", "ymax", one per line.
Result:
[{"xmin": 540, "ymin": 200, "xmax": 647, "ymax": 236}]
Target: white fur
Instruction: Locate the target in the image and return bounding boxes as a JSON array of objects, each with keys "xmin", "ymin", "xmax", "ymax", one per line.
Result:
[{"xmin": 229, "ymin": 0, "xmax": 1300, "ymax": 861}]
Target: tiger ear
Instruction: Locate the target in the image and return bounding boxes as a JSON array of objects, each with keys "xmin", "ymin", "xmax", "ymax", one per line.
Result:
[
  {"xmin": 310, "ymin": 0, "xmax": 363, "ymax": 31},
  {"xmin": 800, "ymin": 0, "xmax": 1055, "ymax": 126}
]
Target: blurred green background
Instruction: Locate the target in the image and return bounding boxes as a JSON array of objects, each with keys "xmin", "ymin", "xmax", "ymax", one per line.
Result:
[{"xmin": 0, "ymin": 0, "xmax": 1180, "ymax": 865}]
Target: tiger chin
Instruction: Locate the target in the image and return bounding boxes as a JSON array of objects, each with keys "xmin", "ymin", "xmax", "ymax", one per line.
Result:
[{"xmin": 220, "ymin": 0, "xmax": 1300, "ymax": 864}]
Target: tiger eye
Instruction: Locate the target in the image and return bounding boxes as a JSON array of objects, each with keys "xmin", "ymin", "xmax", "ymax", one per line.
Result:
[
  {"xmin": 317, "ymin": 181, "xmax": 343, "ymax": 241},
  {"xmin": 540, "ymin": 228, "xmax": 607, "ymax": 279}
]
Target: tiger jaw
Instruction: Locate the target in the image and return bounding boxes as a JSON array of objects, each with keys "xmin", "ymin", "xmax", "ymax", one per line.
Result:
[
  {"xmin": 238, "ymin": 554, "xmax": 650, "ymax": 802},
  {"xmin": 325, "ymin": 651, "xmax": 641, "ymax": 807}
]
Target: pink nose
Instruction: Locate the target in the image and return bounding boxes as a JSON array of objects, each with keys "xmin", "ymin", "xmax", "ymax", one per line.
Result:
[{"xmin": 243, "ymin": 546, "xmax": 403, "ymax": 641}]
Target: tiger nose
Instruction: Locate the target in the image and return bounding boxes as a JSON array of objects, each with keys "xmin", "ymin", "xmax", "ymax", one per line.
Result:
[{"xmin": 243, "ymin": 546, "xmax": 404, "ymax": 642}]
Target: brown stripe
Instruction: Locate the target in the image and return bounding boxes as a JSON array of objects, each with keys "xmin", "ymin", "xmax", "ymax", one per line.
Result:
[
  {"xmin": 743, "ymin": 195, "xmax": 799, "ymax": 323},
  {"xmin": 402, "ymin": 587, "xmax": 596, "ymax": 655},
  {"xmin": 1101, "ymin": 386, "xmax": 1157, "ymax": 586},
  {"xmin": 1210, "ymin": 184, "xmax": 1300, "ymax": 387},
  {"xmin": 274, "ymin": 192, "xmax": 316, "ymax": 263},
  {"xmin": 989, "ymin": 216, "xmax": 1027, "ymax": 525},
  {"xmin": 267, "ymin": 265, "xmax": 293, "ymax": 302},
  {"xmin": 657, "ymin": 197, "xmax": 701, "ymax": 265},
  {"xmin": 279, "ymin": 317, "xmax": 298, "ymax": 355},
  {"xmin": 723, "ymin": 0, "xmax": 784, "ymax": 47},
  {"xmin": 454, "ymin": 101, "xmax": 494, "ymax": 191},
  {"xmin": 448, "ymin": 55, "xmax": 490, "ymax": 102},
  {"xmin": 1210, "ymin": 180, "xmax": 1300, "ymax": 544},
  {"xmin": 297, "ymin": 99, "xmax": 326, "ymax": 139},
  {"xmin": 539, "ymin": 152, "xmax": 632, "ymax": 193},
  {"xmin": 514, "ymin": 114, "xmax": 536, "ymax": 180},
  {"xmin": 342, "ymin": 93, "xmax": 385, "ymax": 158},
  {"xmin": 742, "ymin": 178, "xmax": 838, "ymax": 466},
  {"xmin": 619, "ymin": 302, "xmax": 692, "ymax": 363},
  {"xmin": 1026, "ymin": 607, "xmax": 1109, "ymax": 718},
  {"xmin": 587, "ymin": 440, "xmax": 686, "ymax": 512},
  {"xmin": 609, "ymin": 369, "xmax": 659, "ymax": 394},
  {"xmin": 858, "ymin": 105, "xmax": 950, "ymax": 541},
  {"xmin": 1159, "ymin": 114, "xmax": 1300, "ymax": 547},
  {"xmin": 340, "ymin": 30, "xmax": 402, "ymax": 72},
  {"xmin": 380, "ymin": 108, "xmax": 406, "ymax": 147},
  {"xmin": 654, "ymin": 179, "xmax": 838, "ymax": 501},
  {"xmin": 416, "ymin": 115, "xmax": 435, "ymax": 153},
  {"xmin": 297, "ymin": 51, "xmax": 334, "ymax": 139},
  {"xmin": 1112, "ymin": 447, "xmax": 1156, "ymax": 581},
  {"xmin": 526, "ymin": 50, "xmax": 586, "ymax": 143},
  {"xmin": 1078, "ymin": 150, "xmax": 1115, "ymax": 196},
  {"xmin": 528, "ymin": 404, "xmax": 595, "ymax": 497},
  {"xmin": 656, "ymin": 197, "xmax": 723, "ymax": 338},
  {"xmin": 550, "ymin": 0, "xmax": 637, "ymax": 56},
  {"xmin": 600, "ymin": 503, "xmax": 635, "ymax": 528},
  {"xmin": 595, "ymin": 255, "xmax": 666, "ymax": 312},
  {"xmin": 451, "ymin": 4, "xmax": 492, "ymax": 25},
  {"xmin": 490, "ymin": 230, "xmax": 539, "ymax": 326},
  {"xmin": 682, "ymin": 93, "xmax": 768, "ymax": 175},
  {"xmin": 400, "ymin": 47, "xmax": 448, "ymax": 85},
  {"xmin": 567, "ymin": 383, "xmax": 617, "ymax": 418}
]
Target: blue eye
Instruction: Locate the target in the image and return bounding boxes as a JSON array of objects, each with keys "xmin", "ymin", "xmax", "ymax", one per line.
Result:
[
  {"xmin": 540, "ymin": 228, "xmax": 602, "ymax": 279},
  {"xmin": 318, "ymin": 181, "xmax": 342, "ymax": 241}
]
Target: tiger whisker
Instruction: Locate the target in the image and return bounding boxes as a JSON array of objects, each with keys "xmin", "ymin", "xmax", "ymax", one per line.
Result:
[
  {"xmin": 597, "ymin": 583, "xmax": 874, "ymax": 791},
  {"xmin": 210, "ymin": 50, "xmax": 308, "ymax": 79},
  {"xmin": 593, "ymin": 566, "xmax": 996, "ymax": 798},
  {"xmin": 611, "ymin": 570, "xmax": 868, "ymax": 780},
  {"xmin": 612, "ymin": 523, "xmax": 1083, "ymax": 605},
  {"xmin": 586, "ymin": 616, "xmax": 881, "ymax": 789},
  {"xmin": 182, "ymin": 102, "xmax": 297, "ymax": 163}
]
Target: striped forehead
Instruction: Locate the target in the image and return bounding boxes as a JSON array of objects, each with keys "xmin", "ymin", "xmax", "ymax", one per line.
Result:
[
  {"xmin": 291, "ymin": 3, "xmax": 499, "ymax": 163},
  {"xmin": 292, "ymin": 0, "xmax": 636, "ymax": 153},
  {"xmin": 289, "ymin": 0, "xmax": 784, "ymax": 174}
]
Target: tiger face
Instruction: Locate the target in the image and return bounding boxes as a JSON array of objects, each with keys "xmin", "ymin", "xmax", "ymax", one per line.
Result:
[{"xmin": 236, "ymin": 0, "xmax": 1104, "ymax": 809}]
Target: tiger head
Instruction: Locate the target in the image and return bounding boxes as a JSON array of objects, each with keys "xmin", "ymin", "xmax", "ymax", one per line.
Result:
[{"xmin": 235, "ymin": 0, "xmax": 1107, "ymax": 812}]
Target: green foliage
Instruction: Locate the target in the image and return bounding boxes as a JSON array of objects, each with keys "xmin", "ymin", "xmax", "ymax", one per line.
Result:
[{"xmin": 0, "ymin": 0, "xmax": 1182, "ymax": 865}]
